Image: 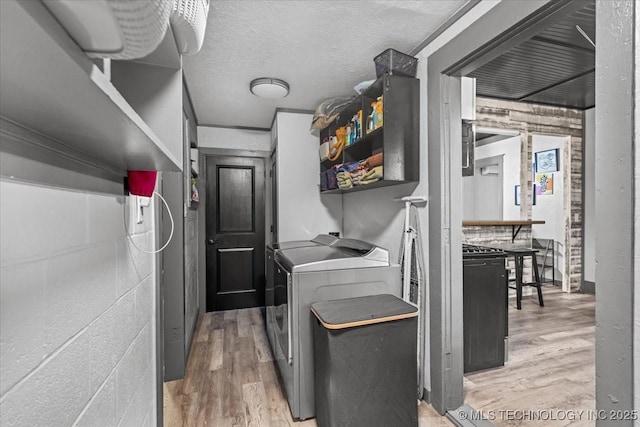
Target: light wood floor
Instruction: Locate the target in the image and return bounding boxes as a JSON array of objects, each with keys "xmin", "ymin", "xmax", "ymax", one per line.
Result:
[
  {"xmin": 464, "ymin": 286, "xmax": 596, "ymax": 426},
  {"xmin": 164, "ymin": 287, "xmax": 595, "ymax": 427},
  {"xmin": 163, "ymin": 307, "xmax": 451, "ymax": 426}
]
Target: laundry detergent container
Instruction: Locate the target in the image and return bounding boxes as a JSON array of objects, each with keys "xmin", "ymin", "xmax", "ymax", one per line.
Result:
[{"xmin": 311, "ymin": 294, "xmax": 418, "ymax": 427}]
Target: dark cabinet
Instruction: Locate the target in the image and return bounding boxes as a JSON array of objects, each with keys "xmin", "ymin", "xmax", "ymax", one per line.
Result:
[
  {"xmin": 319, "ymin": 74, "xmax": 420, "ymax": 193},
  {"xmin": 463, "ymin": 258, "xmax": 507, "ymax": 373}
]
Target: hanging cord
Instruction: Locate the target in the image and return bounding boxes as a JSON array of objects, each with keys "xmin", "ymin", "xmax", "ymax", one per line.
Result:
[{"xmin": 123, "ymin": 191, "xmax": 174, "ymax": 254}]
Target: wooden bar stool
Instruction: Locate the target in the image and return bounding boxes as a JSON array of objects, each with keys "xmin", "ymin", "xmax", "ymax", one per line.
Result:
[{"xmin": 504, "ymin": 248, "xmax": 544, "ymax": 310}]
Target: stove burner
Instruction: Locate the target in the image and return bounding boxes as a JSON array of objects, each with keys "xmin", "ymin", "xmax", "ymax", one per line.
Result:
[{"xmin": 462, "ymin": 244, "xmax": 506, "ymax": 259}]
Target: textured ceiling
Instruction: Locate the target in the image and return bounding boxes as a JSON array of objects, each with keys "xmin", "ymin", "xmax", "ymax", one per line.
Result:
[{"xmin": 183, "ymin": 0, "xmax": 468, "ymax": 129}]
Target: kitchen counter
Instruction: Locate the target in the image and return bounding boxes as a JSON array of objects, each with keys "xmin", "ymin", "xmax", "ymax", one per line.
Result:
[{"xmin": 462, "ymin": 220, "xmax": 545, "ymax": 226}]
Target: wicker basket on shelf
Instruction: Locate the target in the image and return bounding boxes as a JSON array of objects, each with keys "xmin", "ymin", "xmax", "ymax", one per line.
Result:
[{"xmin": 171, "ymin": 0, "xmax": 210, "ymax": 55}]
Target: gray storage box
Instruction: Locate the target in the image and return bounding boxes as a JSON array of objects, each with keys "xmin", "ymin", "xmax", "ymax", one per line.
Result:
[{"xmin": 311, "ymin": 294, "xmax": 418, "ymax": 427}]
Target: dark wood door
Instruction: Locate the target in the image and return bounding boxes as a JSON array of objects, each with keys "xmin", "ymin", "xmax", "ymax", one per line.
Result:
[{"xmin": 205, "ymin": 156, "xmax": 265, "ymax": 311}]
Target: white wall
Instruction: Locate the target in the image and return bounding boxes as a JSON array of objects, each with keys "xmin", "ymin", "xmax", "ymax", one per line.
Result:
[
  {"xmin": 583, "ymin": 108, "xmax": 596, "ymax": 283},
  {"xmin": 472, "ymin": 135, "xmax": 521, "ymax": 220},
  {"xmin": 0, "ymin": 179, "xmax": 156, "ymax": 426},
  {"xmin": 198, "ymin": 126, "xmax": 271, "ymax": 152},
  {"xmin": 462, "ymin": 156, "xmax": 504, "ymax": 220},
  {"xmin": 275, "ymin": 112, "xmax": 342, "ymax": 241},
  {"xmin": 531, "ymin": 135, "xmax": 565, "ymax": 265}
]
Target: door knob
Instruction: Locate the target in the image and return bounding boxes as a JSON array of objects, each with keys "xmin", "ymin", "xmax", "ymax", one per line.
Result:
[{"xmin": 207, "ymin": 239, "xmax": 219, "ymax": 245}]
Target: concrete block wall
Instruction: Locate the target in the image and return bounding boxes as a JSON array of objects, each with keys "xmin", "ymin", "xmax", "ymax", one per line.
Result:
[{"xmin": 0, "ymin": 179, "xmax": 157, "ymax": 426}]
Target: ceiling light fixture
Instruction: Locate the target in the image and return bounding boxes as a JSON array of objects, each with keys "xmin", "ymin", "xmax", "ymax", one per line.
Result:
[{"xmin": 250, "ymin": 78, "xmax": 290, "ymax": 99}]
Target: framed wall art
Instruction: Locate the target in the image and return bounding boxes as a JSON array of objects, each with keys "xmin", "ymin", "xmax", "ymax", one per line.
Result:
[
  {"xmin": 535, "ymin": 148, "xmax": 559, "ymax": 173},
  {"xmin": 515, "ymin": 184, "xmax": 537, "ymax": 206},
  {"xmin": 535, "ymin": 173, "xmax": 554, "ymax": 195}
]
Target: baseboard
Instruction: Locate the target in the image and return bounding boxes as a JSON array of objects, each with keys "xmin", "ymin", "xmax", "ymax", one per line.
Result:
[
  {"xmin": 581, "ymin": 280, "xmax": 595, "ymax": 294},
  {"xmin": 421, "ymin": 388, "xmax": 431, "ymax": 403}
]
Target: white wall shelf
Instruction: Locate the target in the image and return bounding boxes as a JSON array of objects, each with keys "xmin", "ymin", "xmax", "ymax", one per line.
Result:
[{"xmin": 0, "ymin": 0, "xmax": 182, "ymax": 173}]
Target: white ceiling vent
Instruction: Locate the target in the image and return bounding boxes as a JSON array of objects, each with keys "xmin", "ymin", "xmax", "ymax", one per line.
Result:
[
  {"xmin": 171, "ymin": 0, "xmax": 210, "ymax": 55},
  {"xmin": 42, "ymin": 0, "xmax": 171, "ymax": 60}
]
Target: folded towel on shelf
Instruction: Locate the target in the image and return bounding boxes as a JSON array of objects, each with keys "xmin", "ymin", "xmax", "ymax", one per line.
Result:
[
  {"xmin": 362, "ymin": 165, "xmax": 383, "ymax": 180},
  {"xmin": 360, "ymin": 166, "xmax": 383, "ymax": 185},
  {"xmin": 336, "ymin": 173, "xmax": 353, "ymax": 190},
  {"xmin": 365, "ymin": 153, "xmax": 383, "ymax": 169},
  {"xmin": 336, "ymin": 170, "xmax": 353, "ymax": 189},
  {"xmin": 360, "ymin": 176, "xmax": 381, "ymax": 185},
  {"xmin": 320, "ymin": 170, "xmax": 329, "ymax": 191},
  {"xmin": 350, "ymin": 169, "xmax": 367, "ymax": 185},
  {"xmin": 327, "ymin": 165, "xmax": 339, "ymax": 189},
  {"xmin": 349, "ymin": 162, "xmax": 365, "ymax": 171},
  {"xmin": 336, "ymin": 171, "xmax": 351, "ymax": 182},
  {"xmin": 341, "ymin": 161, "xmax": 361, "ymax": 172},
  {"xmin": 338, "ymin": 179, "xmax": 353, "ymax": 189}
]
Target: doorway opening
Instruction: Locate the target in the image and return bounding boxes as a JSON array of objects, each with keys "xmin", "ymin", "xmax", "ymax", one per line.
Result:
[
  {"xmin": 424, "ymin": 0, "xmax": 624, "ymax": 422},
  {"xmin": 458, "ymin": 1, "xmax": 594, "ymax": 420}
]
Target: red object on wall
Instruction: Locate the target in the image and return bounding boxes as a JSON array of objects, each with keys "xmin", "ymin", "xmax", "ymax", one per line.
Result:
[{"xmin": 127, "ymin": 170, "xmax": 157, "ymax": 196}]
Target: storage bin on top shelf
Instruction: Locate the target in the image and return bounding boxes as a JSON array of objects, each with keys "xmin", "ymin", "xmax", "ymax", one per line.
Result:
[
  {"xmin": 318, "ymin": 73, "xmax": 420, "ymax": 193},
  {"xmin": 374, "ymin": 48, "xmax": 418, "ymax": 78}
]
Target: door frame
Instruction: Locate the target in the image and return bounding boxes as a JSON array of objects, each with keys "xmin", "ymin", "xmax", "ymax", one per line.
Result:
[
  {"xmin": 426, "ymin": 0, "xmax": 561, "ymax": 416},
  {"xmin": 197, "ymin": 148, "xmax": 271, "ymax": 314},
  {"xmin": 427, "ymin": 0, "xmax": 636, "ymax": 420},
  {"xmin": 204, "ymin": 154, "xmax": 266, "ymax": 311},
  {"xmin": 154, "ymin": 175, "xmax": 164, "ymax": 427},
  {"xmin": 269, "ymin": 146, "xmax": 278, "ymax": 245}
]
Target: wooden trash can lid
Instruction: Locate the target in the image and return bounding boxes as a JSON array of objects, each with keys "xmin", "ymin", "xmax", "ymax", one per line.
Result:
[{"xmin": 311, "ymin": 294, "xmax": 418, "ymax": 330}]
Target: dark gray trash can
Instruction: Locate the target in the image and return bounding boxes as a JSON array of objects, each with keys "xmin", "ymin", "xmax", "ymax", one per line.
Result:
[{"xmin": 310, "ymin": 294, "xmax": 418, "ymax": 427}]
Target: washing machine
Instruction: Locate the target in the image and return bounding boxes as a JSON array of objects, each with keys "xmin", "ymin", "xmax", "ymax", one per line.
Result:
[
  {"xmin": 265, "ymin": 235, "xmax": 339, "ymax": 349},
  {"xmin": 269, "ymin": 238, "xmax": 401, "ymax": 420}
]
